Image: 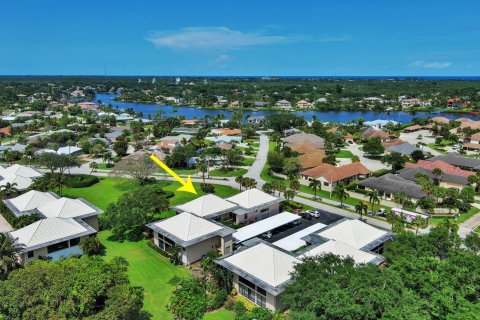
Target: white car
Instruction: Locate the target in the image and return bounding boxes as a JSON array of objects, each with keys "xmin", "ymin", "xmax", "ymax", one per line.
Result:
[{"xmin": 309, "ymin": 210, "xmax": 321, "ymax": 218}]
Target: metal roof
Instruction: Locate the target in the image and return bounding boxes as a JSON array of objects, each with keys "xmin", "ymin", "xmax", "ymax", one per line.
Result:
[{"xmin": 233, "ymin": 212, "xmax": 300, "ymax": 243}]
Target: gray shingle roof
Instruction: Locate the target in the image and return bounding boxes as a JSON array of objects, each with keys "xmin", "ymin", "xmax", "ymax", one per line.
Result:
[
  {"xmin": 428, "ymin": 153, "xmax": 480, "ymax": 170},
  {"xmin": 358, "ymin": 173, "xmax": 426, "ymax": 199}
]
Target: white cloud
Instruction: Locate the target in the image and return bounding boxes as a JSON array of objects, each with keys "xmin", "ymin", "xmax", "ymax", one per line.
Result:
[
  {"xmin": 411, "ymin": 60, "xmax": 452, "ymax": 68},
  {"xmin": 211, "ymin": 54, "xmax": 232, "ymax": 68},
  {"xmin": 145, "ymin": 27, "xmax": 288, "ymax": 50}
]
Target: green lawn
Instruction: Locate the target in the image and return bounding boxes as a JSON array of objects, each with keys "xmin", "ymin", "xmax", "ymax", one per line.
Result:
[
  {"xmin": 63, "ymin": 177, "xmax": 240, "ymax": 210},
  {"xmin": 203, "ymin": 310, "xmax": 235, "ymax": 320},
  {"xmin": 97, "ymin": 163, "xmax": 113, "ymax": 170},
  {"xmin": 335, "ymin": 149, "xmax": 355, "ymax": 158},
  {"xmin": 209, "ymin": 168, "xmax": 248, "ymax": 177},
  {"xmin": 428, "ymin": 207, "xmax": 480, "ymax": 226},
  {"xmin": 99, "ymin": 231, "xmax": 189, "ymax": 320},
  {"xmin": 240, "ymin": 157, "xmax": 255, "ymax": 166}
]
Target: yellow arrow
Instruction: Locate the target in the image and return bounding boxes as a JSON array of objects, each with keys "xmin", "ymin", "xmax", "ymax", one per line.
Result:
[{"xmin": 150, "ymin": 154, "xmax": 197, "ymax": 194}]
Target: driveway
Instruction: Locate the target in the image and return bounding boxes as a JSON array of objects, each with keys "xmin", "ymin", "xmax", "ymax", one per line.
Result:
[
  {"xmin": 399, "ymin": 130, "xmax": 442, "ymax": 156},
  {"xmin": 244, "ymin": 133, "xmax": 268, "ymax": 186},
  {"xmin": 348, "ymin": 143, "xmax": 389, "ymax": 172}
]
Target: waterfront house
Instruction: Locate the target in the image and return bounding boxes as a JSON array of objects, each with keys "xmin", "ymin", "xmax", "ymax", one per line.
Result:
[{"xmin": 275, "ymin": 100, "xmax": 292, "ymax": 109}]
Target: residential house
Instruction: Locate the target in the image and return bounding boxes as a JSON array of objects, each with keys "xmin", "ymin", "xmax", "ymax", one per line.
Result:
[
  {"xmin": 363, "ymin": 119, "xmax": 398, "ymax": 129},
  {"xmin": 298, "ymin": 150, "xmax": 326, "ymax": 170},
  {"xmin": 246, "ymin": 116, "xmax": 265, "ymax": 124},
  {"xmin": 301, "ymin": 162, "xmax": 371, "ymax": 187},
  {"xmin": 57, "ymin": 146, "xmax": 82, "ymax": 155},
  {"xmin": 146, "ymin": 212, "xmax": 235, "ymax": 265},
  {"xmin": 282, "ymin": 133, "xmax": 325, "ymax": 149},
  {"xmin": 296, "ymin": 100, "xmax": 315, "ymax": 109},
  {"xmin": 226, "ymin": 188, "xmax": 282, "ymax": 224},
  {"xmin": 385, "ymin": 143, "xmax": 421, "ymax": 156},
  {"xmin": 428, "ymin": 153, "xmax": 480, "ymax": 171},
  {"xmin": 431, "ymin": 116, "xmax": 451, "ymax": 124},
  {"xmin": 361, "ymin": 127, "xmax": 392, "ymax": 141},
  {"xmin": 275, "ymin": 100, "xmax": 292, "ymax": 109},
  {"xmin": 358, "ymin": 173, "xmax": 426, "ymax": 200},
  {"xmin": 6, "ymin": 193, "xmax": 102, "ymax": 264},
  {"xmin": 254, "ymin": 101, "xmax": 269, "ymax": 108},
  {"xmin": 210, "ymin": 128, "xmax": 242, "ymax": 136},
  {"xmin": 0, "ymin": 164, "xmax": 43, "ymax": 191},
  {"xmin": 397, "ymin": 167, "xmax": 470, "ymax": 189},
  {"xmin": 172, "ymin": 194, "xmax": 239, "ymax": 221},
  {"xmin": 217, "ymin": 218, "xmax": 391, "ymax": 311},
  {"xmin": 180, "ymin": 119, "xmax": 199, "ymax": 127},
  {"xmin": 403, "ymin": 124, "xmax": 424, "ymax": 133}
]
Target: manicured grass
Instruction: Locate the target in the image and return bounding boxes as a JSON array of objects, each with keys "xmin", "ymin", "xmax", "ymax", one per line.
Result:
[
  {"xmin": 203, "ymin": 310, "xmax": 235, "ymax": 320},
  {"xmin": 63, "ymin": 177, "xmax": 140, "ymax": 210},
  {"xmin": 63, "ymin": 177, "xmax": 240, "ymax": 210},
  {"xmin": 99, "ymin": 231, "xmax": 189, "ymax": 320},
  {"xmin": 97, "ymin": 163, "xmax": 113, "ymax": 170},
  {"xmin": 209, "ymin": 168, "xmax": 248, "ymax": 177},
  {"xmin": 240, "ymin": 157, "xmax": 255, "ymax": 166},
  {"xmin": 171, "ymin": 168, "xmax": 199, "ymax": 175},
  {"xmin": 335, "ymin": 149, "xmax": 354, "ymax": 158}
]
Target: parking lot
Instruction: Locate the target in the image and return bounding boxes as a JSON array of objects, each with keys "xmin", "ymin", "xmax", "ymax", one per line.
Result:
[{"xmin": 264, "ymin": 209, "xmax": 343, "ymax": 244}]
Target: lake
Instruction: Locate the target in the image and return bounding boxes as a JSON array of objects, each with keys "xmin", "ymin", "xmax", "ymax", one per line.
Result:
[{"xmin": 94, "ymin": 93, "xmax": 474, "ymax": 124}]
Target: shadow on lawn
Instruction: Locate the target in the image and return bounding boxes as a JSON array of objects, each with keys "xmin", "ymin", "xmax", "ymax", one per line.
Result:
[{"xmin": 106, "ymin": 226, "xmax": 146, "ymax": 243}]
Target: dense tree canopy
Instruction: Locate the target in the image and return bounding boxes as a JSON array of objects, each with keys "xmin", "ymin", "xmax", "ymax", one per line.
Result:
[
  {"xmin": 283, "ymin": 223, "xmax": 480, "ymax": 320},
  {"xmin": 0, "ymin": 256, "xmax": 146, "ymax": 320}
]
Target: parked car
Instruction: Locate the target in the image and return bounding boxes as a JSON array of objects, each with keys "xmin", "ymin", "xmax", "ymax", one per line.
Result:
[
  {"xmin": 261, "ymin": 231, "xmax": 272, "ymax": 239},
  {"xmin": 299, "ymin": 212, "xmax": 312, "ymax": 220},
  {"xmin": 309, "ymin": 210, "xmax": 321, "ymax": 218}
]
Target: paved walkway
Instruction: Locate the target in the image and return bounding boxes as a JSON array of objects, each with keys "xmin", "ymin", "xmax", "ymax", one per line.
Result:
[{"xmin": 458, "ymin": 212, "xmax": 480, "ymax": 238}]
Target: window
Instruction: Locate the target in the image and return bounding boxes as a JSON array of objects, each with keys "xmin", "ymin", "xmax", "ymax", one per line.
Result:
[
  {"xmin": 238, "ymin": 277, "xmax": 267, "ymax": 307},
  {"xmin": 323, "ymin": 182, "xmax": 329, "ymax": 186},
  {"xmin": 27, "ymin": 251, "xmax": 34, "ymax": 258},
  {"xmin": 47, "ymin": 240, "xmax": 69, "ymax": 254},
  {"xmin": 70, "ymin": 238, "xmax": 80, "ymax": 246},
  {"xmin": 260, "ymin": 207, "xmax": 269, "ymax": 213}
]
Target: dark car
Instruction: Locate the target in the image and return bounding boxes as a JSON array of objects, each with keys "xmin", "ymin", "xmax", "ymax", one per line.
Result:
[{"xmin": 299, "ymin": 212, "xmax": 312, "ymax": 220}]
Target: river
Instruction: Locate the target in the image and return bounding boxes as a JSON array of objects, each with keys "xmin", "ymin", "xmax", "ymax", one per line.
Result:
[{"xmin": 94, "ymin": 93, "xmax": 474, "ymax": 124}]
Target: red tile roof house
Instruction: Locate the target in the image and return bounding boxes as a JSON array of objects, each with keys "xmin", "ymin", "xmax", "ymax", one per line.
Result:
[
  {"xmin": 405, "ymin": 160, "xmax": 475, "ymax": 189},
  {"xmin": 301, "ymin": 162, "xmax": 372, "ymax": 187},
  {"xmin": 361, "ymin": 128, "xmax": 392, "ymax": 142}
]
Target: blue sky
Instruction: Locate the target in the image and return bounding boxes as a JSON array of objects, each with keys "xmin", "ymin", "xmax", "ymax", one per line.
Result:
[{"xmin": 1, "ymin": 0, "xmax": 479, "ymax": 76}]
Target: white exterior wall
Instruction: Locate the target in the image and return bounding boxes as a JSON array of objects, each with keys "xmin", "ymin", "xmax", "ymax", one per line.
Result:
[
  {"xmin": 236, "ymin": 202, "xmax": 280, "ymax": 224},
  {"xmin": 232, "ymin": 274, "xmax": 284, "ymax": 311}
]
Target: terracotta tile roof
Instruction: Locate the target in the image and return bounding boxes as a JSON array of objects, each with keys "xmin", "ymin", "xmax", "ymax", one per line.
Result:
[
  {"xmin": 470, "ymin": 133, "xmax": 480, "ymax": 141},
  {"xmin": 405, "ymin": 160, "xmax": 475, "ymax": 178},
  {"xmin": 180, "ymin": 119, "xmax": 198, "ymax": 125},
  {"xmin": 218, "ymin": 143, "xmax": 233, "ymax": 150},
  {"xmin": 403, "ymin": 124, "xmax": 423, "ymax": 131},
  {"xmin": 463, "ymin": 143, "xmax": 480, "ymax": 150},
  {"xmin": 301, "ymin": 162, "xmax": 371, "ymax": 182},
  {"xmin": 283, "ymin": 133, "xmax": 325, "ymax": 149},
  {"xmin": 213, "ymin": 128, "xmax": 242, "ymax": 136},
  {"xmin": 289, "ymin": 143, "xmax": 320, "ymax": 154},
  {"xmin": 361, "ymin": 128, "xmax": 391, "ymax": 139},
  {"xmin": 431, "ymin": 117, "xmax": 450, "ymax": 124},
  {"xmin": 298, "ymin": 150, "xmax": 326, "ymax": 169},
  {"xmin": 382, "ymin": 138, "xmax": 406, "ymax": 148},
  {"xmin": 0, "ymin": 127, "xmax": 11, "ymax": 135}
]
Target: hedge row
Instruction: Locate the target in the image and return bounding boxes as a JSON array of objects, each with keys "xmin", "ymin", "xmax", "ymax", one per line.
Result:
[{"xmin": 65, "ymin": 174, "xmax": 100, "ymax": 188}]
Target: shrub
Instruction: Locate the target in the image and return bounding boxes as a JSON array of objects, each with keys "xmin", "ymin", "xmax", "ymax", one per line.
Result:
[
  {"xmin": 65, "ymin": 174, "xmax": 99, "ymax": 188},
  {"xmin": 209, "ymin": 290, "xmax": 227, "ymax": 310},
  {"xmin": 201, "ymin": 184, "xmax": 215, "ymax": 193},
  {"xmin": 0, "ymin": 202, "xmax": 41, "ymax": 229},
  {"xmin": 346, "ymin": 181, "xmax": 358, "ymax": 190},
  {"xmin": 234, "ymin": 301, "xmax": 247, "ymax": 318},
  {"xmin": 79, "ymin": 236, "xmax": 103, "ymax": 256}
]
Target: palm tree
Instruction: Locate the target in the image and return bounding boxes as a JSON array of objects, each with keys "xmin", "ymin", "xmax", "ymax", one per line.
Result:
[
  {"xmin": 355, "ymin": 202, "xmax": 368, "ymax": 220},
  {"xmin": 393, "ymin": 192, "xmax": 407, "ymax": 206},
  {"xmin": 365, "ymin": 189, "xmax": 381, "ymax": 211},
  {"xmin": 0, "ymin": 233, "xmax": 23, "ymax": 278},
  {"xmin": 89, "ymin": 162, "xmax": 98, "ymax": 174},
  {"xmin": 0, "ymin": 182, "xmax": 19, "ymax": 199},
  {"xmin": 198, "ymin": 163, "xmax": 208, "ymax": 187},
  {"xmin": 309, "ymin": 179, "xmax": 322, "ymax": 199},
  {"xmin": 332, "ymin": 183, "xmax": 349, "ymax": 207},
  {"xmin": 351, "ymin": 155, "xmax": 360, "ymax": 162},
  {"xmin": 262, "ymin": 182, "xmax": 274, "ymax": 194},
  {"xmin": 235, "ymin": 176, "xmax": 244, "ymax": 191},
  {"xmin": 289, "ymin": 179, "xmax": 300, "ymax": 193},
  {"xmin": 412, "ymin": 216, "xmax": 427, "ymax": 234},
  {"xmin": 102, "ymin": 151, "xmax": 113, "ymax": 166},
  {"xmin": 284, "ymin": 189, "xmax": 295, "ymax": 202},
  {"xmin": 432, "ymin": 168, "xmax": 443, "ymax": 186}
]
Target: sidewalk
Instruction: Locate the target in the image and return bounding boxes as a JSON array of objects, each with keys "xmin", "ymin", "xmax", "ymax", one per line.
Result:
[{"xmin": 458, "ymin": 211, "xmax": 480, "ymax": 238}]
